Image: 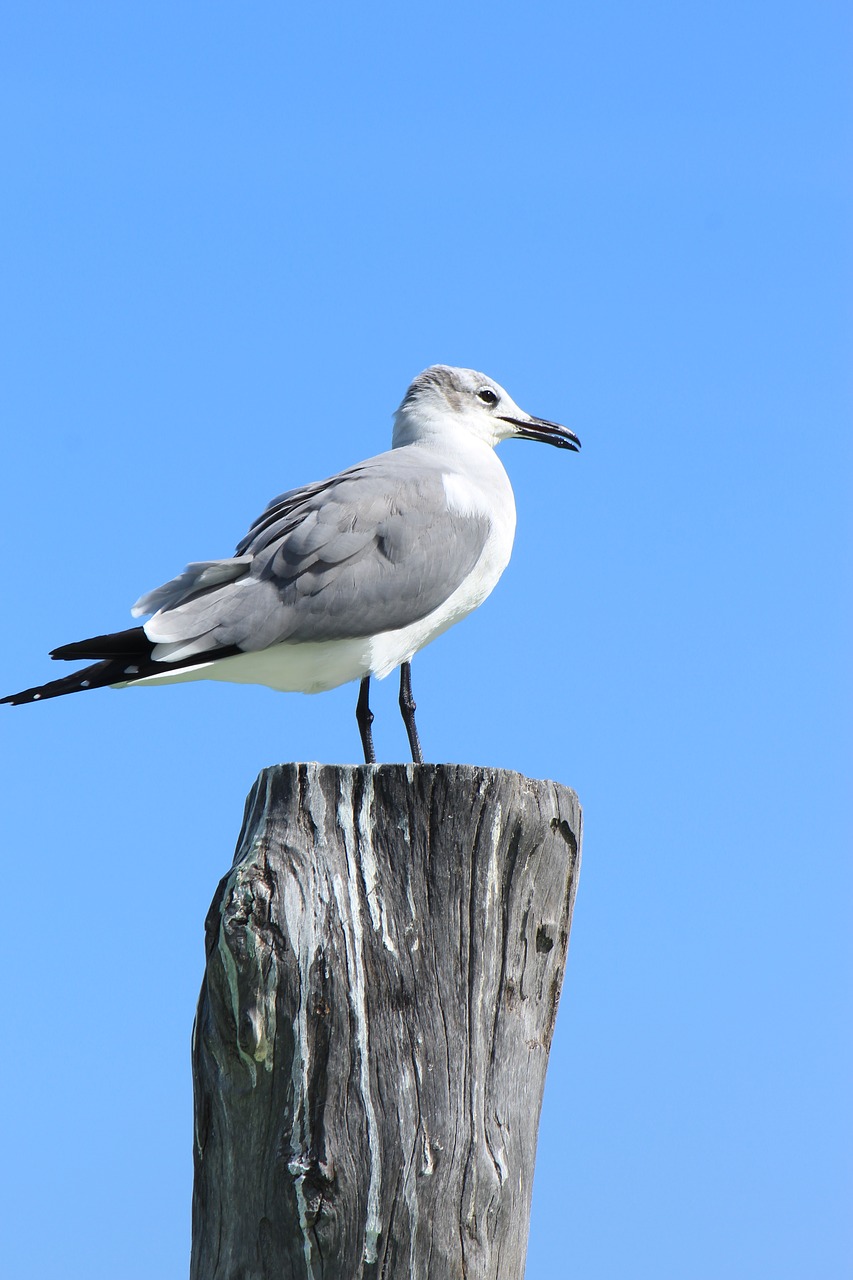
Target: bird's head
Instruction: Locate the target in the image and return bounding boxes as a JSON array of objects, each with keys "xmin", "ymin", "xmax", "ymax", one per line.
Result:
[{"xmin": 392, "ymin": 365, "xmax": 581, "ymax": 453}]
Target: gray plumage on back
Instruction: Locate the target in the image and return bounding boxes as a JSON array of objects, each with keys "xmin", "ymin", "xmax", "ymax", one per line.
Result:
[{"xmin": 134, "ymin": 449, "xmax": 491, "ymax": 661}]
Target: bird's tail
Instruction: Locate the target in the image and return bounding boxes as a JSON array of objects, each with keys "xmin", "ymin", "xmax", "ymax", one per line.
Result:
[
  {"xmin": 49, "ymin": 626, "xmax": 152, "ymax": 662},
  {"xmin": 1, "ymin": 659, "xmax": 132, "ymax": 706},
  {"xmin": 2, "ymin": 625, "xmax": 244, "ymax": 706},
  {"xmin": 2, "ymin": 626, "xmax": 154, "ymax": 706}
]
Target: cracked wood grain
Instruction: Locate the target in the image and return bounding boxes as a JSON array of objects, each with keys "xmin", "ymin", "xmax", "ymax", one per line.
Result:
[{"xmin": 190, "ymin": 763, "xmax": 582, "ymax": 1280}]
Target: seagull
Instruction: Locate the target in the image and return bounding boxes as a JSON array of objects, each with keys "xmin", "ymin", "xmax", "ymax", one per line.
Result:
[{"xmin": 2, "ymin": 365, "xmax": 580, "ymax": 761}]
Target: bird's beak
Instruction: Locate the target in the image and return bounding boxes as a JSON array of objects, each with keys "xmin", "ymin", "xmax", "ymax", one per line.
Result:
[{"xmin": 499, "ymin": 415, "xmax": 581, "ymax": 452}]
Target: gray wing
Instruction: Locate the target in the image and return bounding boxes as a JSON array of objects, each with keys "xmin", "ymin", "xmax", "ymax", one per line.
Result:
[
  {"xmin": 134, "ymin": 455, "xmax": 491, "ymax": 660},
  {"xmin": 132, "ymin": 556, "xmax": 254, "ymax": 616}
]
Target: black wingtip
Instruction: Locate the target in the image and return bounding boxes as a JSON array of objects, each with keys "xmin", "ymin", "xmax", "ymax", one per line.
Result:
[
  {"xmin": 2, "ymin": 687, "xmax": 50, "ymax": 707},
  {"xmin": 4, "ymin": 635, "xmax": 245, "ymax": 707},
  {"xmin": 2, "ymin": 660, "xmax": 118, "ymax": 706},
  {"xmin": 50, "ymin": 626, "xmax": 150, "ymax": 662},
  {"xmin": 4, "ymin": 627, "xmax": 157, "ymax": 702}
]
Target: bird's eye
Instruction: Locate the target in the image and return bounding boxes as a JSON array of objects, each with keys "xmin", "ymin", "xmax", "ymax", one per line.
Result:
[{"xmin": 477, "ymin": 387, "xmax": 498, "ymax": 405}]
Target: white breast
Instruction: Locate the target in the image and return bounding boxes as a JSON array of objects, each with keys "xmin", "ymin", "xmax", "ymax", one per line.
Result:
[{"xmin": 366, "ymin": 451, "xmax": 517, "ymax": 679}]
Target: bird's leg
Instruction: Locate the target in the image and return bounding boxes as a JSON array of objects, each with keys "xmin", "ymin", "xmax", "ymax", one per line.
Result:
[
  {"xmin": 398, "ymin": 661, "xmax": 424, "ymax": 764},
  {"xmin": 356, "ymin": 676, "xmax": 376, "ymax": 764}
]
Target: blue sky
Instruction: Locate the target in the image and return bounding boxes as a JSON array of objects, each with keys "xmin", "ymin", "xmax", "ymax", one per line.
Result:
[{"xmin": 1, "ymin": 3, "xmax": 850, "ymax": 1277}]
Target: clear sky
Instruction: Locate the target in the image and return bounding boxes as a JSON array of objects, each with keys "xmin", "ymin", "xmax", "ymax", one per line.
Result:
[{"xmin": 1, "ymin": 3, "xmax": 850, "ymax": 1277}]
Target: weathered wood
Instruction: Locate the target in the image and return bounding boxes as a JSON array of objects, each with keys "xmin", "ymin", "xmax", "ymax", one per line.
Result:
[{"xmin": 191, "ymin": 763, "xmax": 582, "ymax": 1280}]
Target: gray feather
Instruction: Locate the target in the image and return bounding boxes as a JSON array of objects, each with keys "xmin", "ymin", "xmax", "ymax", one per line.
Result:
[
  {"xmin": 131, "ymin": 557, "xmax": 253, "ymax": 618},
  {"xmin": 139, "ymin": 451, "xmax": 491, "ymax": 656}
]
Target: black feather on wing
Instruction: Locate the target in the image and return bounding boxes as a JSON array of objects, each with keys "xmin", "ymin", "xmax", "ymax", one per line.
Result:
[{"xmin": 2, "ymin": 627, "xmax": 242, "ymax": 706}]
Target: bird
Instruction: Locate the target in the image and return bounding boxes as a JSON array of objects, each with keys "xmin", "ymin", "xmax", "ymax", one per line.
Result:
[{"xmin": 2, "ymin": 365, "xmax": 580, "ymax": 761}]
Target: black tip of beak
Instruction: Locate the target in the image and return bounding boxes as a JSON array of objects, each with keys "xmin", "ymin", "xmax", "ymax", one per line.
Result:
[{"xmin": 500, "ymin": 415, "xmax": 581, "ymax": 452}]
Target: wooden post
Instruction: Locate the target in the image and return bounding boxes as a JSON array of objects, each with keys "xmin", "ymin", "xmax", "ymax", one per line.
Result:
[{"xmin": 191, "ymin": 763, "xmax": 582, "ymax": 1280}]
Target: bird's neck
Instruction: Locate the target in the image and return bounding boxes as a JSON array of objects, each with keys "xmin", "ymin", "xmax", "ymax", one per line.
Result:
[{"xmin": 392, "ymin": 405, "xmax": 496, "ymax": 452}]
